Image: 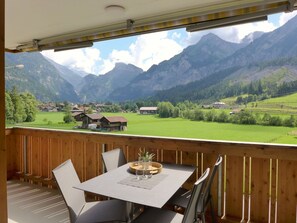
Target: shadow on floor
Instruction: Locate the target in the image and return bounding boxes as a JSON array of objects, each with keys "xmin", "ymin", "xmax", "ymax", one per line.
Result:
[{"xmin": 7, "ymin": 180, "xmax": 70, "ymax": 223}]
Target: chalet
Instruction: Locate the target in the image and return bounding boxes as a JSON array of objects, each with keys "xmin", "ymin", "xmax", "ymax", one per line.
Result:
[
  {"xmin": 71, "ymin": 106, "xmax": 84, "ymax": 113},
  {"xmin": 71, "ymin": 112, "xmax": 84, "ymax": 121},
  {"xmin": 81, "ymin": 113, "xmax": 103, "ymax": 129},
  {"xmin": 139, "ymin": 107, "xmax": 158, "ymax": 115},
  {"xmin": 212, "ymin": 102, "xmax": 226, "ymax": 109},
  {"xmin": 100, "ymin": 116, "xmax": 127, "ymax": 131}
]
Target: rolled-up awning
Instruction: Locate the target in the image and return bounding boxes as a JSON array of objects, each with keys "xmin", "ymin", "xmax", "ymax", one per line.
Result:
[{"xmin": 5, "ymin": 0, "xmax": 297, "ymax": 53}]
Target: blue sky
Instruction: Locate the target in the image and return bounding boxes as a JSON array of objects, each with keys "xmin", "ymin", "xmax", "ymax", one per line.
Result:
[{"xmin": 42, "ymin": 11, "xmax": 297, "ymax": 76}]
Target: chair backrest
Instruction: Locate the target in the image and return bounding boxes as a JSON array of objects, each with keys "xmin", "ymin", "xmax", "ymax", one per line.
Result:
[
  {"xmin": 52, "ymin": 159, "xmax": 86, "ymax": 223},
  {"xmin": 182, "ymin": 168, "xmax": 210, "ymax": 223},
  {"xmin": 102, "ymin": 148, "xmax": 127, "ymax": 172},
  {"xmin": 202, "ymin": 155, "xmax": 223, "ymax": 207}
]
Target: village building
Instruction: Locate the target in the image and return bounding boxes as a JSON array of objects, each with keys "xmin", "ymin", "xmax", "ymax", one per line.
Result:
[
  {"xmin": 81, "ymin": 113, "xmax": 103, "ymax": 129},
  {"xmin": 139, "ymin": 107, "xmax": 158, "ymax": 115},
  {"xmin": 100, "ymin": 116, "xmax": 128, "ymax": 131},
  {"xmin": 212, "ymin": 102, "xmax": 226, "ymax": 109},
  {"xmin": 71, "ymin": 106, "xmax": 84, "ymax": 113},
  {"xmin": 71, "ymin": 112, "xmax": 84, "ymax": 122}
]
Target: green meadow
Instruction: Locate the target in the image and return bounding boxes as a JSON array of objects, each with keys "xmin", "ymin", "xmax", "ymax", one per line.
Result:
[{"xmin": 13, "ymin": 112, "xmax": 297, "ymax": 145}]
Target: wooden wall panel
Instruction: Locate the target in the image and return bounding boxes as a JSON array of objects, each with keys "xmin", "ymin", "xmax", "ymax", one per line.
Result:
[
  {"xmin": 225, "ymin": 156, "xmax": 243, "ymax": 220},
  {"xmin": 50, "ymin": 138, "xmax": 61, "ymax": 178},
  {"xmin": 30, "ymin": 136, "xmax": 41, "ymax": 176},
  {"xmin": 277, "ymin": 160, "xmax": 297, "ymax": 223},
  {"xmin": 84, "ymin": 142, "xmax": 99, "ymax": 180},
  {"xmin": 40, "ymin": 136, "xmax": 50, "ymax": 178},
  {"xmin": 250, "ymin": 158, "xmax": 270, "ymax": 222}
]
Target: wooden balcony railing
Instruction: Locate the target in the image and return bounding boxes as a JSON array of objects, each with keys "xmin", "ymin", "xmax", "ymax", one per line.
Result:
[{"xmin": 6, "ymin": 127, "xmax": 297, "ymax": 223}]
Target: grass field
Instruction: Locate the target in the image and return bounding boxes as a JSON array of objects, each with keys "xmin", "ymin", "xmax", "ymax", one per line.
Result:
[{"xmin": 12, "ymin": 112, "xmax": 297, "ymax": 145}]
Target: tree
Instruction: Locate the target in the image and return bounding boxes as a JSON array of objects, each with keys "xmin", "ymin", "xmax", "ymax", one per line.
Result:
[
  {"xmin": 158, "ymin": 102, "xmax": 174, "ymax": 118},
  {"xmin": 283, "ymin": 115, "xmax": 296, "ymax": 127},
  {"xmin": 9, "ymin": 86, "xmax": 26, "ymax": 123},
  {"xmin": 5, "ymin": 92, "xmax": 14, "ymax": 123},
  {"xmin": 172, "ymin": 107, "xmax": 180, "ymax": 118},
  {"xmin": 205, "ymin": 110, "xmax": 216, "ymax": 122},
  {"xmin": 193, "ymin": 109, "xmax": 204, "ymax": 121},
  {"xmin": 63, "ymin": 105, "xmax": 75, "ymax": 123},
  {"xmin": 215, "ymin": 111, "xmax": 229, "ymax": 123},
  {"xmin": 237, "ymin": 111, "xmax": 256, "ymax": 125},
  {"xmin": 20, "ymin": 92, "xmax": 38, "ymax": 122},
  {"xmin": 262, "ymin": 113, "xmax": 271, "ymax": 125}
]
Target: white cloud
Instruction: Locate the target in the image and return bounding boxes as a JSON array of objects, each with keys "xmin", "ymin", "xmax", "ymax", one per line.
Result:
[
  {"xmin": 41, "ymin": 48, "xmax": 101, "ymax": 74},
  {"xmin": 98, "ymin": 31, "xmax": 183, "ymax": 73},
  {"xmin": 279, "ymin": 11, "xmax": 297, "ymax": 26}
]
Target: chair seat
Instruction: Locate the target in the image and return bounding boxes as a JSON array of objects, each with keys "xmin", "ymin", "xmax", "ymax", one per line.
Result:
[
  {"xmin": 166, "ymin": 187, "xmax": 191, "ymax": 209},
  {"xmin": 76, "ymin": 199, "xmax": 127, "ymax": 223},
  {"xmin": 131, "ymin": 207, "xmax": 184, "ymax": 223}
]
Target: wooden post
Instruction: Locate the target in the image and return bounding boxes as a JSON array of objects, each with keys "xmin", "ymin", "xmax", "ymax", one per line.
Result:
[{"xmin": 0, "ymin": 0, "xmax": 7, "ymax": 222}]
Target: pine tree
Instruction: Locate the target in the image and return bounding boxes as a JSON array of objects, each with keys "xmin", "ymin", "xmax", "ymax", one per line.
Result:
[{"xmin": 9, "ymin": 86, "xmax": 26, "ymax": 123}]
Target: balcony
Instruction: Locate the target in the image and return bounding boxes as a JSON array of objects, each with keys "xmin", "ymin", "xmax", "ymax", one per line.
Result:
[{"xmin": 6, "ymin": 127, "xmax": 297, "ymax": 223}]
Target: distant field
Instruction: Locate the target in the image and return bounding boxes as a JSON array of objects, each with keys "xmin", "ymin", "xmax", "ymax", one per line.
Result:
[{"xmin": 12, "ymin": 112, "xmax": 297, "ymax": 144}]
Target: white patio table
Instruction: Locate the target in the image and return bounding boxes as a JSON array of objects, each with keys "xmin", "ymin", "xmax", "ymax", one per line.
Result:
[
  {"xmin": 75, "ymin": 163, "xmax": 195, "ymax": 207},
  {"xmin": 74, "ymin": 162, "xmax": 195, "ymax": 221}
]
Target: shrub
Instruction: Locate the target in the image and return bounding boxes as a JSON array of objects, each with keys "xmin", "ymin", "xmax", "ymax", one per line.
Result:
[
  {"xmin": 193, "ymin": 109, "xmax": 204, "ymax": 121},
  {"xmin": 215, "ymin": 111, "xmax": 229, "ymax": 123},
  {"xmin": 283, "ymin": 115, "xmax": 296, "ymax": 127},
  {"xmin": 269, "ymin": 116, "xmax": 283, "ymax": 126}
]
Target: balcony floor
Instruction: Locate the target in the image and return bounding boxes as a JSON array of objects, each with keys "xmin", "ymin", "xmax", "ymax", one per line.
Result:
[{"xmin": 7, "ymin": 180, "xmax": 70, "ymax": 223}]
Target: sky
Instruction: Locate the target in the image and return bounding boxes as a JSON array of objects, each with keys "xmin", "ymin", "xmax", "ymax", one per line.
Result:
[{"xmin": 41, "ymin": 11, "xmax": 297, "ymax": 76}]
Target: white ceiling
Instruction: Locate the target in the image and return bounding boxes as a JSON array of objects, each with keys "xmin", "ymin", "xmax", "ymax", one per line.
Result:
[{"xmin": 5, "ymin": 0, "xmax": 297, "ymax": 52}]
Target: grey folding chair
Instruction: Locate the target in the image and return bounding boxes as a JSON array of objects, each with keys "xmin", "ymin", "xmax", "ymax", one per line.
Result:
[
  {"xmin": 52, "ymin": 159, "xmax": 127, "ymax": 223},
  {"xmin": 131, "ymin": 168, "xmax": 210, "ymax": 223},
  {"xmin": 167, "ymin": 155, "xmax": 223, "ymax": 223},
  {"xmin": 102, "ymin": 148, "xmax": 127, "ymax": 172}
]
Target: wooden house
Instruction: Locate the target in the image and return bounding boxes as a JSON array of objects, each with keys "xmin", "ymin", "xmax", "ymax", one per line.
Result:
[
  {"xmin": 139, "ymin": 107, "xmax": 158, "ymax": 115},
  {"xmin": 81, "ymin": 113, "xmax": 103, "ymax": 129},
  {"xmin": 100, "ymin": 116, "xmax": 127, "ymax": 131},
  {"xmin": 71, "ymin": 112, "xmax": 84, "ymax": 121}
]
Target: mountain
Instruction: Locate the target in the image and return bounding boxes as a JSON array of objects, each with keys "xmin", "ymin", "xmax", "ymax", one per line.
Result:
[
  {"xmin": 152, "ymin": 15, "xmax": 297, "ymax": 102},
  {"xmin": 241, "ymin": 31, "xmax": 264, "ymax": 44},
  {"xmin": 45, "ymin": 57, "xmax": 83, "ymax": 88},
  {"xmin": 109, "ymin": 33, "xmax": 245, "ymax": 101},
  {"xmin": 69, "ymin": 68, "xmax": 90, "ymax": 78},
  {"xmin": 5, "ymin": 52, "xmax": 80, "ymax": 102},
  {"xmin": 78, "ymin": 63, "xmax": 143, "ymax": 102}
]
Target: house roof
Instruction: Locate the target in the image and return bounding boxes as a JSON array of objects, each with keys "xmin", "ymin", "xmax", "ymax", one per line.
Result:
[
  {"xmin": 140, "ymin": 107, "xmax": 158, "ymax": 111},
  {"xmin": 5, "ymin": 0, "xmax": 297, "ymax": 53},
  {"xmin": 102, "ymin": 116, "xmax": 128, "ymax": 123},
  {"xmin": 85, "ymin": 113, "xmax": 103, "ymax": 120},
  {"xmin": 71, "ymin": 112, "xmax": 83, "ymax": 117}
]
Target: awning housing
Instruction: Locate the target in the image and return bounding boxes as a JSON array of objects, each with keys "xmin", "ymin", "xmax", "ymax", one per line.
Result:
[{"xmin": 5, "ymin": 0, "xmax": 297, "ymax": 53}]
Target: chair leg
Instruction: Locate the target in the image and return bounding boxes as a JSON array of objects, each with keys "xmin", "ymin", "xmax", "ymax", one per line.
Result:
[
  {"xmin": 201, "ymin": 213, "xmax": 206, "ymax": 223},
  {"xmin": 209, "ymin": 197, "xmax": 217, "ymax": 223}
]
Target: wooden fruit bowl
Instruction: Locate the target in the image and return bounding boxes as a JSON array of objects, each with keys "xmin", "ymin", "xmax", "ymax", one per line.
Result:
[{"xmin": 129, "ymin": 162, "xmax": 162, "ymax": 174}]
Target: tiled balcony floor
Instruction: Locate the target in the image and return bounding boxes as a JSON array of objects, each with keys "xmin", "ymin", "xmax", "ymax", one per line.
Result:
[{"xmin": 7, "ymin": 180, "xmax": 70, "ymax": 223}]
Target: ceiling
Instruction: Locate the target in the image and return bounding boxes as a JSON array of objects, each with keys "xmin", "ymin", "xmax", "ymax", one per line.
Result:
[{"xmin": 5, "ymin": 0, "xmax": 297, "ymax": 52}]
